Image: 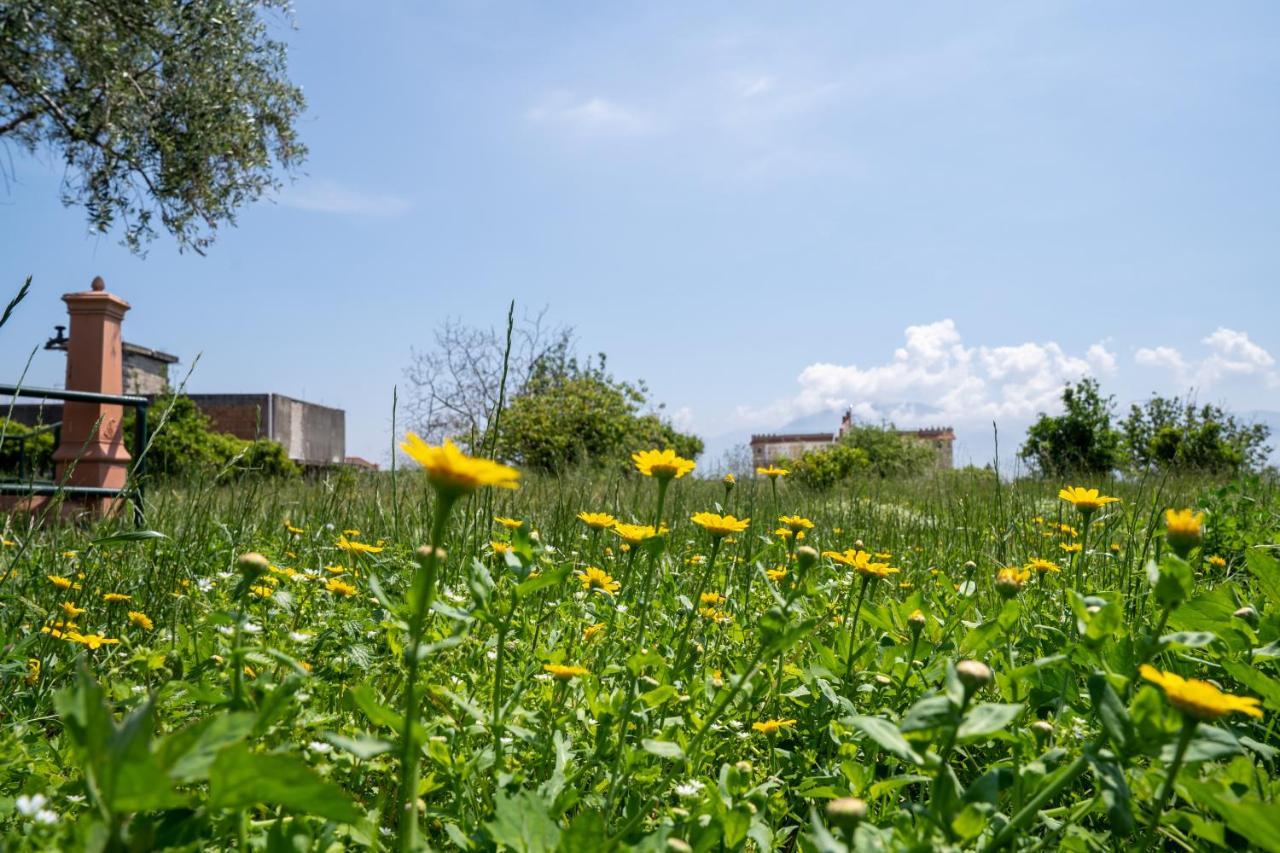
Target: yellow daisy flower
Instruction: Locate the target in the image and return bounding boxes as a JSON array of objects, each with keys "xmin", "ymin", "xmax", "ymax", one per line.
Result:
[
  {"xmin": 632, "ymin": 448, "xmax": 696, "ymax": 480},
  {"xmin": 577, "ymin": 511, "xmax": 617, "ymax": 531},
  {"xmin": 751, "ymin": 718, "xmax": 797, "ymax": 735},
  {"xmin": 577, "ymin": 566, "xmax": 620, "ymax": 595},
  {"xmin": 1058, "ymin": 486, "xmax": 1120, "ymax": 514},
  {"xmin": 1140, "ymin": 664, "xmax": 1262, "ymax": 721},
  {"xmin": 690, "ymin": 512, "xmax": 751, "ymax": 538},
  {"xmin": 400, "ymin": 433, "xmax": 520, "ymax": 496}
]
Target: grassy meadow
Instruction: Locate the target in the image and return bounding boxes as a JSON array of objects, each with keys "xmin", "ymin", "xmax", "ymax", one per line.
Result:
[{"xmin": 2, "ymin": 451, "xmax": 1279, "ymax": 851}]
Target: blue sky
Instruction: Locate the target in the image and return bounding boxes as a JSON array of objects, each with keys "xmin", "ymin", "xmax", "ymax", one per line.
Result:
[{"xmin": 3, "ymin": 2, "xmax": 1280, "ymax": 467}]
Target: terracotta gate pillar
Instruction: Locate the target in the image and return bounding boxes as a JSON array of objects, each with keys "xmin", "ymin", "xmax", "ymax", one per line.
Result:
[{"xmin": 50, "ymin": 276, "xmax": 132, "ymax": 515}]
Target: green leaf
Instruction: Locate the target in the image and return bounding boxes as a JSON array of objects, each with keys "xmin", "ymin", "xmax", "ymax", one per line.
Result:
[
  {"xmin": 1088, "ymin": 672, "xmax": 1135, "ymax": 756},
  {"xmin": 208, "ymin": 743, "xmax": 363, "ymax": 823},
  {"xmin": 1182, "ymin": 779, "xmax": 1280, "ymax": 853},
  {"xmin": 1165, "ymin": 724, "xmax": 1241, "ymax": 763},
  {"xmin": 956, "ymin": 703, "xmax": 1023, "ymax": 744},
  {"xmin": 322, "ymin": 733, "xmax": 394, "ymax": 759},
  {"xmin": 515, "ymin": 565, "xmax": 572, "ymax": 599},
  {"xmin": 1244, "ymin": 550, "xmax": 1280, "ymax": 604},
  {"xmin": 486, "ymin": 788, "xmax": 561, "ymax": 853},
  {"xmin": 557, "ymin": 810, "xmax": 614, "ymax": 853},
  {"xmin": 641, "ymin": 738, "xmax": 685, "ymax": 760},
  {"xmin": 1159, "ymin": 631, "xmax": 1219, "ymax": 649},
  {"xmin": 639, "ymin": 685, "xmax": 677, "ymax": 709},
  {"xmin": 1221, "ymin": 660, "xmax": 1280, "ymax": 713},
  {"xmin": 1085, "ymin": 749, "xmax": 1135, "ymax": 837},
  {"xmin": 844, "ymin": 715, "xmax": 925, "ymax": 766},
  {"xmin": 1147, "ymin": 554, "xmax": 1194, "ymax": 608},
  {"xmin": 157, "ymin": 711, "xmax": 256, "ymax": 783},
  {"xmin": 89, "ymin": 530, "xmax": 168, "ymax": 546}
]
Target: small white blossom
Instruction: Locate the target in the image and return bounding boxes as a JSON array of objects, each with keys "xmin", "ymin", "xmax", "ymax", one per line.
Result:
[
  {"xmin": 197, "ymin": 578, "xmax": 214, "ymax": 592},
  {"xmin": 16, "ymin": 794, "xmax": 46, "ymax": 816},
  {"xmin": 34, "ymin": 809, "xmax": 58, "ymax": 824},
  {"xmin": 289, "ymin": 631, "xmax": 312, "ymax": 643},
  {"xmin": 308, "ymin": 741, "xmax": 332, "ymax": 754},
  {"xmin": 242, "ymin": 622, "xmax": 262, "ymax": 634},
  {"xmin": 675, "ymin": 780, "xmax": 704, "ymax": 799}
]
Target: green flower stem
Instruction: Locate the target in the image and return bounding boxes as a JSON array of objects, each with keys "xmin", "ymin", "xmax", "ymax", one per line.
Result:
[
  {"xmin": 686, "ymin": 642, "xmax": 768, "ymax": 767},
  {"xmin": 673, "ymin": 536, "xmax": 722, "ymax": 673},
  {"xmin": 1140, "ymin": 718, "xmax": 1197, "ymax": 851},
  {"xmin": 981, "ymin": 748, "xmax": 1093, "ymax": 852},
  {"xmin": 844, "ymin": 576, "xmax": 871, "ymax": 681},
  {"xmin": 1074, "ymin": 510, "xmax": 1092, "ymax": 592},
  {"xmin": 397, "ymin": 494, "xmax": 455, "ymax": 853}
]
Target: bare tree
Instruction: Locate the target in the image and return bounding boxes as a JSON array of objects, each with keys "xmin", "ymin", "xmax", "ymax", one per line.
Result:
[{"xmin": 403, "ymin": 308, "xmax": 572, "ymax": 447}]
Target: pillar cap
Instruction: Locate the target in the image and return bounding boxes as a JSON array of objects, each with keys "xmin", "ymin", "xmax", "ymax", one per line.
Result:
[{"xmin": 63, "ymin": 275, "xmax": 130, "ymax": 315}]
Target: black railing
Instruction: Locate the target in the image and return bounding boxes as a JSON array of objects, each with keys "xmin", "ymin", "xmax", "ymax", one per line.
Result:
[{"xmin": 0, "ymin": 383, "xmax": 149, "ymax": 523}]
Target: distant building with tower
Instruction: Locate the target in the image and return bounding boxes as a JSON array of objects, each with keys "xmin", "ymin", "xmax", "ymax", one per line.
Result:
[{"xmin": 750, "ymin": 409, "xmax": 955, "ymax": 471}]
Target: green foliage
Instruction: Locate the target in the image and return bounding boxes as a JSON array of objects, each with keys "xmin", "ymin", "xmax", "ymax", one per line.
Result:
[
  {"xmin": 1122, "ymin": 394, "xmax": 1271, "ymax": 473},
  {"xmin": 790, "ymin": 423, "xmax": 933, "ymax": 488},
  {"xmin": 128, "ymin": 395, "xmax": 299, "ymax": 478},
  {"xmin": 1020, "ymin": 378, "xmax": 1126, "ymax": 475},
  {"xmin": 0, "ymin": 0, "xmax": 306, "ymax": 253},
  {"xmin": 496, "ymin": 354, "xmax": 701, "ymax": 472},
  {"xmin": 838, "ymin": 422, "xmax": 936, "ymax": 478},
  {"xmin": 791, "ymin": 443, "xmax": 869, "ymax": 489},
  {"xmin": 2, "ymin": 457, "xmax": 1278, "ymax": 850},
  {"xmin": 0, "ymin": 418, "xmax": 55, "ymax": 477}
]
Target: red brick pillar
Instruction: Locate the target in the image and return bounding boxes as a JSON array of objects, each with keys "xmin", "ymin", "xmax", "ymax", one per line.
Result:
[{"xmin": 51, "ymin": 276, "xmax": 132, "ymax": 516}]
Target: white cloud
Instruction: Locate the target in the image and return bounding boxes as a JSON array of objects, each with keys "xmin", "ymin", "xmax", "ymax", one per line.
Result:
[
  {"xmin": 1136, "ymin": 328, "xmax": 1278, "ymax": 388},
  {"xmin": 277, "ymin": 179, "xmax": 411, "ymax": 216},
  {"xmin": 734, "ymin": 319, "xmax": 1116, "ymax": 428},
  {"xmin": 527, "ymin": 93, "xmax": 651, "ymax": 135}
]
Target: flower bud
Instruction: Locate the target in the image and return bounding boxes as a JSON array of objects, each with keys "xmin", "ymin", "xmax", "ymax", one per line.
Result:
[
  {"xmin": 236, "ymin": 552, "xmax": 270, "ymax": 580},
  {"xmin": 963, "ymin": 560, "xmax": 977, "ymax": 574},
  {"xmin": 854, "ymin": 539, "xmax": 865, "ymax": 550},
  {"xmin": 1234, "ymin": 605, "xmax": 1259, "ymax": 626},
  {"xmin": 955, "ymin": 659, "xmax": 992, "ymax": 695},
  {"xmin": 796, "ymin": 545, "xmax": 819, "ymax": 572},
  {"xmin": 908, "ymin": 609, "xmax": 927, "ymax": 632},
  {"xmin": 826, "ymin": 797, "xmax": 867, "ymax": 832},
  {"xmin": 1031, "ymin": 720, "xmax": 1053, "ymax": 741}
]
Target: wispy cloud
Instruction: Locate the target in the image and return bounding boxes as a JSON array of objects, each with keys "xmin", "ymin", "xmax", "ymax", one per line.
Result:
[
  {"xmin": 277, "ymin": 178, "xmax": 412, "ymax": 216},
  {"xmin": 527, "ymin": 92, "xmax": 652, "ymax": 135}
]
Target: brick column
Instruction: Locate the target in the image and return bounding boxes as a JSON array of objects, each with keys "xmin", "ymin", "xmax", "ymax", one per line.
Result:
[{"xmin": 51, "ymin": 276, "xmax": 132, "ymax": 515}]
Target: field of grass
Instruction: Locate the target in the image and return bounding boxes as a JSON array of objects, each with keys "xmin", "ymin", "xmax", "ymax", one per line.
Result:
[{"xmin": 2, "ymin": 448, "xmax": 1278, "ymax": 851}]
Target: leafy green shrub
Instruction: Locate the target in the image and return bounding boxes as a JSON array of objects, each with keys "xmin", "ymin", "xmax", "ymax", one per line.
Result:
[
  {"xmin": 791, "ymin": 444, "xmax": 869, "ymax": 489},
  {"xmin": 0, "ymin": 418, "xmax": 55, "ymax": 477},
  {"xmin": 789, "ymin": 424, "xmax": 934, "ymax": 488},
  {"xmin": 1123, "ymin": 395, "xmax": 1271, "ymax": 473},
  {"xmin": 126, "ymin": 395, "xmax": 299, "ymax": 479},
  {"xmin": 1020, "ymin": 378, "xmax": 1125, "ymax": 475},
  {"xmin": 497, "ymin": 356, "xmax": 701, "ymax": 473}
]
